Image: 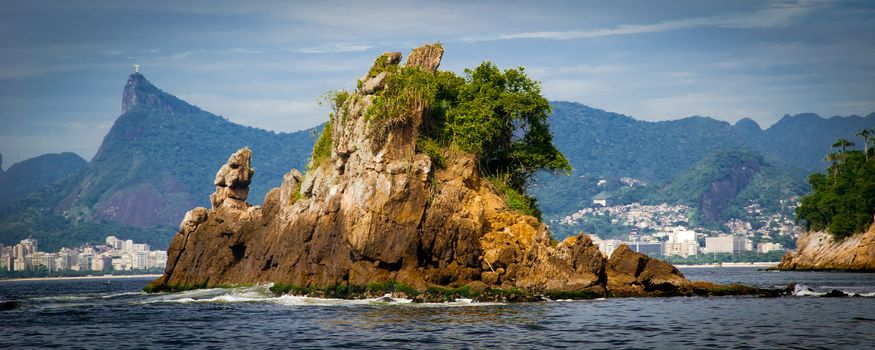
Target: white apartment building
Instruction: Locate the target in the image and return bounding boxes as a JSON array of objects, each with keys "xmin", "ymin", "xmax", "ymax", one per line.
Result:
[
  {"xmin": 106, "ymin": 236, "xmax": 122, "ymax": 250},
  {"xmin": 704, "ymin": 235, "xmax": 752, "ymax": 254},
  {"xmin": 588, "ymin": 235, "xmax": 623, "ymax": 256},
  {"xmin": 757, "ymin": 242, "xmax": 784, "ymax": 253},
  {"xmin": 662, "ymin": 226, "xmax": 699, "ymax": 257}
]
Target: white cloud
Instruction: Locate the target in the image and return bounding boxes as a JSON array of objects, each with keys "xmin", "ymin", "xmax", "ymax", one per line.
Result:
[
  {"xmin": 463, "ymin": 0, "xmax": 816, "ymax": 42},
  {"xmin": 297, "ymin": 43, "xmax": 374, "ymax": 54}
]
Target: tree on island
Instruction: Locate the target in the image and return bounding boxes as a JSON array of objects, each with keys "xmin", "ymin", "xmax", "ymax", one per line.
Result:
[
  {"xmin": 824, "ymin": 152, "xmax": 839, "ymax": 177},
  {"xmin": 832, "ymin": 138, "xmax": 854, "ymax": 156},
  {"xmin": 360, "ymin": 53, "xmax": 571, "ymax": 218},
  {"xmin": 857, "ymin": 129, "xmax": 872, "ymax": 162},
  {"xmin": 797, "ymin": 139, "xmax": 875, "ymax": 239}
]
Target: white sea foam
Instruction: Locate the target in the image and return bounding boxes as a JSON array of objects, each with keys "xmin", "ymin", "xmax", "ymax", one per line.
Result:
[
  {"xmin": 31, "ymin": 295, "xmax": 95, "ymax": 302},
  {"xmin": 790, "ymin": 284, "xmax": 875, "ymax": 297},
  {"xmin": 142, "ymin": 284, "xmax": 503, "ymax": 307},
  {"xmin": 101, "ymin": 291, "xmax": 143, "ymax": 299},
  {"xmin": 792, "ymin": 284, "xmax": 824, "ymax": 296}
]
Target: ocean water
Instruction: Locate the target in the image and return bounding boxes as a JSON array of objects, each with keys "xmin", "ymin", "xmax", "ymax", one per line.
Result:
[{"xmin": 2, "ymin": 267, "xmax": 875, "ymax": 349}]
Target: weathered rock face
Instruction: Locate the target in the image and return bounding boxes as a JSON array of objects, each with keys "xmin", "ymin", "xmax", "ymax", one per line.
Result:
[
  {"xmin": 210, "ymin": 148, "xmax": 254, "ymax": 210},
  {"xmin": 778, "ymin": 227, "xmax": 875, "ymax": 271},
  {"xmin": 149, "ymin": 44, "xmax": 762, "ymax": 299},
  {"xmin": 606, "ymin": 244, "xmax": 689, "ymax": 296},
  {"xmin": 700, "ymin": 161, "xmax": 760, "ymax": 222}
]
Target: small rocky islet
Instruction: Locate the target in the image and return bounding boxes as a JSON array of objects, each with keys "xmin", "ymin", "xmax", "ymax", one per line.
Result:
[
  {"xmin": 146, "ymin": 44, "xmax": 788, "ymax": 301},
  {"xmin": 778, "ymin": 228, "xmax": 875, "ymax": 271}
]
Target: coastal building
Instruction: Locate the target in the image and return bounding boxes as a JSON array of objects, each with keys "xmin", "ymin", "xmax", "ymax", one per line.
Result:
[
  {"xmin": 757, "ymin": 242, "xmax": 784, "ymax": 253},
  {"xmin": 41, "ymin": 253, "xmax": 57, "ymax": 271},
  {"xmin": 704, "ymin": 235, "xmax": 751, "ymax": 254},
  {"xmin": 150, "ymin": 251, "xmax": 168, "ymax": 270},
  {"xmin": 629, "ymin": 241, "xmax": 663, "ymax": 256},
  {"xmin": 77, "ymin": 253, "xmax": 94, "ymax": 271},
  {"xmin": 13, "ymin": 258, "xmax": 26, "ymax": 271},
  {"xmin": 663, "ymin": 241, "xmax": 698, "ymax": 257},
  {"xmin": 588, "ymin": 235, "xmax": 623, "ymax": 256},
  {"xmin": 2, "ymin": 254, "xmax": 12, "ymax": 272},
  {"xmin": 3, "ymin": 237, "xmax": 168, "ymax": 273},
  {"xmin": 134, "ymin": 251, "xmax": 150, "ymax": 270},
  {"xmin": 18, "ymin": 238, "xmax": 38, "ymax": 257},
  {"xmin": 132, "ymin": 243, "xmax": 150, "ymax": 252},
  {"xmin": 660, "ymin": 226, "xmax": 700, "ymax": 257},
  {"xmin": 122, "ymin": 240, "xmax": 134, "ymax": 252},
  {"xmin": 56, "ymin": 249, "xmax": 75, "ymax": 270},
  {"xmin": 92, "ymin": 256, "xmax": 111, "ymax": 271},
  {"xmin": 106, "ymin": 236, "xmax": 122, "ymax": 250}
]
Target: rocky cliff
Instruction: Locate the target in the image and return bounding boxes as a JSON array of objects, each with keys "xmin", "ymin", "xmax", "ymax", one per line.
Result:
[
  {"xmin": 778, "ymin": 226, "xmax": 875, "ymax": 271},
  {"xmin": 148, "ymin": 45, "xmax": 783, "ymax": 300}
]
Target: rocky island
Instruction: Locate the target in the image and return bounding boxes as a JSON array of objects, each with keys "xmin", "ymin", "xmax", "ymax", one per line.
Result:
[
  {"xmin": 147, "ymin": 44, "xmax": 783, "ymax": 301},
  {"xmin": 779, "ymin": 136, "xmax": 875, "ymax": 271},
  {"xmin": 779, "ymin": 227, "xmax": 875, "ymax": 271}
]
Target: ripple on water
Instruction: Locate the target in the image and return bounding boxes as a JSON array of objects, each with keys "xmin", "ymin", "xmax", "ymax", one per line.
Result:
[{"xmin": 2, "ymin": 271, "xmax": 875, "ymax": 348}]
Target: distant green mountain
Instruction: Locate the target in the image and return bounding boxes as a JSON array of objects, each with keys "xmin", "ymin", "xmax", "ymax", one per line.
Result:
[
  {"xmin": 544, "ymin": 102, "xmax": 743, "ymax": 182},
  {"xmin": 647, "ymin": 150, "xmax": 807, "ymax": 225},
  {"xmin": 0, "ymin": 73, "xmax": 317, "ymax": 250},
  {"xmin": 0, "ymin": 152, "xmax": 87, "ymax": 210},
  {"xmin": 2, "ymin": 90, "xmax": 870, "ymax": 250},
  {"xmin": 743, "ymin": 113, "xmax": 875, "ymax": 172},
  {"xmin": 534, "ymin": 101, "xmax": 871, "ymax": 222},
  {"xmin": 0, "ymin": 171, "xmax": 164, "ymax": 251}
]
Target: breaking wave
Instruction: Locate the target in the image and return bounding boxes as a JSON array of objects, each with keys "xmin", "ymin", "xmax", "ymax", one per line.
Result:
[
  {"xmin": 143, "ymin": 284, "xmax": 503, "ymax": 307},
  {"xmin": 791, "ymin": 283, "xmax": 875, "ymax": 297}
]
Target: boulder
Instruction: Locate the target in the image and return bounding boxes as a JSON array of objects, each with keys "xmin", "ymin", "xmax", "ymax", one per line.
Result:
[
  {"xmin": 607, "ymin": 244, "xmax": 689, "ymax": 295},
  {"xmin": 210, "ymin": 147, "xmax": 254, "ymax": 210}
]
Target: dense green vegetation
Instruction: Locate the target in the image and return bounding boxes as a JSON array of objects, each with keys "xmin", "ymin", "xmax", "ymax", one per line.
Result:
[
  {"xmin": 648, "ymin": 150, "xmax": 807, "ymax": 226},
  {"xmin": 365, "ymin": 47, "xmax": 571, "ymax": 217},
  {"xmin": 796, "ymin": 135, "xmax": 875, "ymax": 239}
]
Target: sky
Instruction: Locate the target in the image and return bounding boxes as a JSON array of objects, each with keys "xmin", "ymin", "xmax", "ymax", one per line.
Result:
[{"xmin": 1, "ymin": 0, "xmax": 874, "ymax": 168}]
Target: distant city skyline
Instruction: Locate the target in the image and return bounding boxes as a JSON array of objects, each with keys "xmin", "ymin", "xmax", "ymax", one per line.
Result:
[{"xmin": 2, "ymin": 0, "xmax": 874, "ymax": 168}]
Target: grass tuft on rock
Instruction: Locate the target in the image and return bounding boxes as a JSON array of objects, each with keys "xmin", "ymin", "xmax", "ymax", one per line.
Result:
[
  {"xmin": 487, "ymin": 174, "xmax": 541, "ymax": 219},
  {"xmin": 308, "ymin": 120, "xmax": 333, "ymax": 171}
]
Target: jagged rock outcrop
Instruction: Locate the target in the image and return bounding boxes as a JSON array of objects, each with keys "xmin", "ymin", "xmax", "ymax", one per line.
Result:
[
  {"xmin": 606, "ymin": 244, "xmax": 689, "ymax": 296},
  {"xmin": 148, "ymin": 44, "xmax": 780, "ymax": 300},
  {"xmin": 778, "ymin": 226, "xmax": 875, "ymax": 271},
  {"xmin": 210, "ymin": 148, "xmax": 254, "ymax": 210}
]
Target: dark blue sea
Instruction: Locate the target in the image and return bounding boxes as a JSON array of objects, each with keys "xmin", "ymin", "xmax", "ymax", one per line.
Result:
[{"xmin": 2, "ymin": 267, "xmax": 875, "ymax": 349}]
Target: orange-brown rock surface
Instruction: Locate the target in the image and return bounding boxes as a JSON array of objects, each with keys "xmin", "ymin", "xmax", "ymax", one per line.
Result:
[
  {"xmin": 148, "ymin": 44, "xmax": 781, "ymax": 299},
  {"xmin": 778, "ymin": 226, "xmax": 875, "ymax": 271},
  {"xmin": 606, "ymin": 244, "xmax": 689, "ymax": 296}
]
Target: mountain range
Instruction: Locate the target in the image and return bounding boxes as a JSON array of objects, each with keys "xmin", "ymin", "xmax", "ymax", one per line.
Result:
[
  {"xmin": 1, "ymin": 74, "xmax": 317, "ymax": 250},
  {"xmin": 1, "ymin": 74, "xmax": 872, "ymax": 249},
  {"xmin": 532, "ymin": 102, "xmax": 874, "ymax": 223}
]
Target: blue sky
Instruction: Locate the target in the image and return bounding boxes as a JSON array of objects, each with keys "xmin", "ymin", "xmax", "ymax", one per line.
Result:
[{"xmin": 1, "ymin": 0, "xmax": 874, "ymax": 167}]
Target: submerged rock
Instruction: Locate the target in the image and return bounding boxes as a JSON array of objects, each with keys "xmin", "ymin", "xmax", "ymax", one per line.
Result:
[
  {"xmin": 147, "ymin": 44, "xmax": 777, "ymax": 301},
  {"xmin": 0, "ymin": 301, "xmax": 22, "ymax": 311}
]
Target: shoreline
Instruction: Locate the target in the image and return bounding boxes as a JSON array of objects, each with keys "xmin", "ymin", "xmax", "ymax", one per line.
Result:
[
  {"xmin": 675, "ymin": 262, "xmax": 778, "ymax": 268},
  {"xmin": 0, "ymin": 274, "xmax": 161, "ymax": 283}
]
